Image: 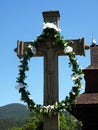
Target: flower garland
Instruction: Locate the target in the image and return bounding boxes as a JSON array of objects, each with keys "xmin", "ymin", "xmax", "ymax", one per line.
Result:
[{"xmin": 16, "ymin": 22, "xmax": 84, "ymax": 116}]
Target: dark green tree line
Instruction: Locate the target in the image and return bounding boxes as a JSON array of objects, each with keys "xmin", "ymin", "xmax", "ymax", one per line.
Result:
[{"xmin": 8, "ymin": 111, "xmax": 81, "ymax": 130}]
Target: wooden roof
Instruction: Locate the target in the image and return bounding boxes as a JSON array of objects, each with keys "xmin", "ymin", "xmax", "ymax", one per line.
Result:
[{"xmin": 75, "ymin": 93, "xmax": 98, "ymax": 104}]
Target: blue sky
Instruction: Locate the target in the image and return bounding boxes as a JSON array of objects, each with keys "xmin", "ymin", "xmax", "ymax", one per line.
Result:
[{"xmin": 0, "ymin": 0, "xmax": 98, "ymax": 106}]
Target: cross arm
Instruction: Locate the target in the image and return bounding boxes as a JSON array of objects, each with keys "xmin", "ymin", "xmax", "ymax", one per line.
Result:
[
  {"xmin": 14, "ymin": 38, "xmax": 89, "ymax": 58},
  {"xmin": 58, "ymin": 38, "xmax": 89, "ymax": 56},
  {"xmin": 14, "ymin": 41, "xmax": 45, "ymax": 58}
]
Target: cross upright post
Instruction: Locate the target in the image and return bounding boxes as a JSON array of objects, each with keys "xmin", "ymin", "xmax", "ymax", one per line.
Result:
[{"xmin": 15, "ymin": 11, "xmax": 89, "ymax": 130}]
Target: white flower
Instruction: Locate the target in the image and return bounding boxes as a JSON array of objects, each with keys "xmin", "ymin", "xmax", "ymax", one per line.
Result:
[
  {"xmin": 34, "ymin": 104, "xmax": 37, "ymax": 108},
  {"xmin": 59, "ymin": 109, "xmax": 65, "ymax": 112},
  {"xmin": 61, "ymin": 103, "xmax": 65, "ymax": 107},
  {"xmin": 64, "ymin": 42, "xmax": 68, "ymax": 47},
  {"xmin": 71, "ymin": 74, "xmax": 84, "ymax": 80},
  {"xmin": 55, "ymin": 101, "xmax": 58, "ymax": 106},
  {"xmin": 43, "ymin": 105, "xmax": 49, "ymax": 113},
  {"xmin": 29, "ymin": 105, "xmax": 32, "ymax": 108},
  {"xmin": 28, "ymin": 44, "xmax": 36, "ymax": 55},
  {"xmin": 43, "ymin": 105, "xmax": 54, "ymax": 111},
  {"xmin": 15, "ymin": 83, "xmax": 25, "ymax": 90},
  {"xmin": 76, "ymin": 60, "xmax": 79, "ymax": 64},
  {"xmin": 50, "ymin": 105, "xmax": 54, "ymax": 109},
  {"xmin": 40, "ymin": 108, "xmax": 43, "ymax": 113},
  {"xmin": 28, "ymin": 44, "xmax": 32, "ymax": 49},
  {"xmin": 64, "ymin": 46, "xmax": 73, "ymax": 53},
  {"xmin": 43, "ymin": 22, "xmax": 61, "ymax": 32},
  {"xmin": 19, "ymin": 66, "xmax": 23, "ymax": 71},
  {"xmin": 44, "ymin": 105, "xmax": 51, "ymax": 110},
  {"xmin": 71, "ymin": 91, "xmax": 75, "ymax": 95},
  {"xmin": 43, "ymin": 105, "xmax": 47, "ymax": 109},
  {"xmin": 29, "ymin": 96, "xmax": 33, "ymax": 100}
]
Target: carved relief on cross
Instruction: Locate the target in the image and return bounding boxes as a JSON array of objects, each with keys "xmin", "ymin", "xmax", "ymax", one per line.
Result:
[{"xmin": 15, "ymin": 11, "xmax": 89, "ymax": 106}]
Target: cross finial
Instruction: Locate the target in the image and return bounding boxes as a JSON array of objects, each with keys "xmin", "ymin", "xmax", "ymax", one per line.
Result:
[
  {"xmin": 42, "ymin": 10, "xmax": 60, "ymax": 27},
  {"xmin": 91, "ymin": 38, "xmax": 97, "ymax": 47}
]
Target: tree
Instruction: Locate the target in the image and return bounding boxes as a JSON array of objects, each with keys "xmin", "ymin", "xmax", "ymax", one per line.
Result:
[
  {"xmin": 9, "ymin": 111, "xmax": 81, "ymax": 130},
  {"xmin": 22, "ymin": 111, "xmax": 43, "ymax": 130}
]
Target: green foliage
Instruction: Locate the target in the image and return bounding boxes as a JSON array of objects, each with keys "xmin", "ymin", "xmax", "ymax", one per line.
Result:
[
  {"xmin": 16, "ymin": 25, "xmax": 84, "ymax": 114},
  {"xmin": 60, "ymin": 112, "xmax": 81, "ymax": 130},
  {"xmin": 22, "ymin": 111, "xmax": 43, "ymax": 130},
  {"xmin": 0, "ymin": 118, "xmax": 25, "ymax": 130},
  {"xmin": 8, "ymin": 127, "xmax": 22, "ymax": 130},
  {"xmin": 60, "ymin": 113, "xmax": 68, "ymax": 130},
  {"xmin": 9, "ymin": 111, "xmax": 81, "ymax": 130}
]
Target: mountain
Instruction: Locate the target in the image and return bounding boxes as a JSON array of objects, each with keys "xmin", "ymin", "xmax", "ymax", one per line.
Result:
[
  {"xmin": 0, "ymin": 103, "xmax": 30, "ymax": 130},
  {"xmin": 0, "ymin": 103, "xmax": 30, "ymax": 119}
]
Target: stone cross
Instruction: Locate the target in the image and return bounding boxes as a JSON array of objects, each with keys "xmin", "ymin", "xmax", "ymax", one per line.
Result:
[{"xmin": 15, "ymin": 11, "xmax": 88, "ymax": 130}]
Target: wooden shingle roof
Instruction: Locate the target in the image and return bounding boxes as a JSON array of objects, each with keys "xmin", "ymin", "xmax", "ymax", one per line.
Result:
[{"xmin": 75, "ymin": 93, "xmax": 98, "ymax": 104}]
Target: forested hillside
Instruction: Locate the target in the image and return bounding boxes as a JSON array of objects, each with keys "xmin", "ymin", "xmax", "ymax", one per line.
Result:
[
  {"xmin": 0, "ymin": 103, "xmax": 30, "ymax": 130},
  {"xmin": 0, "ymin": 103, "xmax": 81, "ymax": 130}
]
